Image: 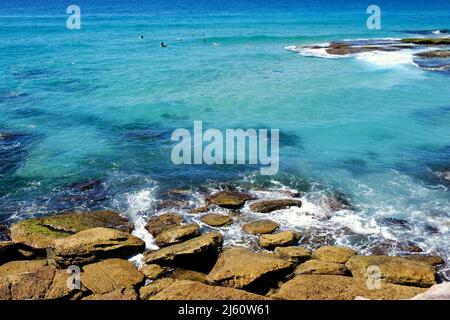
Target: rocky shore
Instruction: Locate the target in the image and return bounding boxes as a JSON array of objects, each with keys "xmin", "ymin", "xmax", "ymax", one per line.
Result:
[{"xmin": 0, "ymin": 190, "xmax": 448, "ymax": 300}]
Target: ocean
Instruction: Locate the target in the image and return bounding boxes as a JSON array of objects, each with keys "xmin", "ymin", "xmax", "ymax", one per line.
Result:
[{"xmin": 1, "ymin": 0, "xmax": 450, "ymax": 277}]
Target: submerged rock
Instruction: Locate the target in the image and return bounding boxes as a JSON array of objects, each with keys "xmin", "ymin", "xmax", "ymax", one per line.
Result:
[
  {"xmin": 81, "ymin": 259, "xmax": 144, "ymax": 295},
  {"xmin": 401, "ymin": 38, "xmax": 450, "ymax": 45},
  {"xmin": 0, "ymin": 225, "xmax": 10, "ymax": 241},
  {"xmin": 190, "ymin": 206, "xmax": 209, "ymax": 214},
  {"xmin": 242, "ymin": 220, "xmax": 280, "ymax": 235},
  {"xmin": 250, "ymin": 199, "xmax": 302, "ymax": 213},
  {"xmin": 259, "ymin": 231, "xmax": 301, "ymax": 249},
  {"xmin": 47, "ymin": 227, "xmax": 145, "ymax": 267},
  {"xmin": 345, "ymin": 255, "xmax": 436, "ymax": 287},
  {"xmin": 145, "ymin": 213, "xmax": 183, "ymax": 237},
  {"xmin": 150, "ymin": 280, "xmax": 271, "ymax": 300},
  {"xmin": 205, "ymin": 190, "xmax": 253, "ymax": 209},
  {"xmin": 155, "ymin": 223, "xmax": 200, "ymax": 247},
  {"xmin": 274, "ymin": 246, "xmax": 311, "ymax": 264},
  {"xmin": 0, "ymin": 260, "xmax": 79, "ymax": 300},
  {"xmin": 9, "ymin": 211, "xmax": 133, "ymax": 250},
  {"xmin": 270, "ymin": 275, "xmax": 426, "ymax": 300},
  {"xmin": 206, "ymin": 247, "xmax": 292, "ymax": 293},
  {"xmin": 144, "ymin": 232, "xmax": 223, "ymax": 271},
  {"xmin": 200, "ymin": 214, "xmax": 232, "ymax": 227},
  {"xmin": 415, "ymin": 50, "xmax": 450, "ymax": 58},
  {"xmin": 294, "ymin": 260, "xmax": 349, "ymax": 276},
  {"xmin": 312, "ymin": 246, "xmax": 357, "ymax": 264}
]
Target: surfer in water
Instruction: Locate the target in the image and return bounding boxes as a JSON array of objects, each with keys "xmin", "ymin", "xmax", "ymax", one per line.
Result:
[{"xmin": 160, "ymin": 41, "xmax": 168, "ymax": 48}]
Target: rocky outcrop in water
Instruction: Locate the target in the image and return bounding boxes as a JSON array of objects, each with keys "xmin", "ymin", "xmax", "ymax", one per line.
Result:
[
  {"xmin": 206, "ymin": 247, "xmax": 292, "ymax": 293},
  {"xmin": 154, "ymin": 223, "xmax": 200, "ymax": 247},
  {"xmin": 9, "ymin": 211, "xmax": 133, "ymax": 250},
  {"xmin": 47, "ymin": 227, "xmax": 145, "ymax": 267},
  {"xmin": 250, "ymin": 199, "xmax": 302, "ymax": 213},
  {"xmin": 259, "ymin": 231, "xmax": 301, "ymax": 249},
  {"xmin": 200, "ymin": 214, "xmax": 232, "ymax": 227},
  {"xmin": 205, "ymin": 190, "xmax": 253, "ymax": 209},
  {"xmin": 144, "ymin": 232, "xmax": 223, "ymax": 270}
]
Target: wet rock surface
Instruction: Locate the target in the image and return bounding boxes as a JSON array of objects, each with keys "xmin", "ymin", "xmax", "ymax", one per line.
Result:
[
  {"xmin": 250, "ymin": 199, "xmax": 302, "ymax": 213},
  {"xmin": 205, "ymin": 190, "xmax": 253, "ymax": 209},
  {"xmin": 243, "ymin": 220, "xmax": 280, "ymax": 235}
]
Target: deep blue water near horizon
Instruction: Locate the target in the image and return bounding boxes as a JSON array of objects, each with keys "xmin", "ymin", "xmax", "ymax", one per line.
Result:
[{"xmin": 1, "ymin": 0, "xmax": 450, "ymax": 273}]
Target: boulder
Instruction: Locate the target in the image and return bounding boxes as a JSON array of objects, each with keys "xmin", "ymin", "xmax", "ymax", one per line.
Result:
[
  {"xmin": 170, "ymin": 268, "xmax": 207, "ymax": 283},
  {"xmin": 0, "ymin": 260, "xmax": 79, "ymax": 300},
  {"xmin": 270, "ymin": 275, "xmax": 426, "ymax": 300},
  {"xmin": 402, "ymin": 255, "xmax": 445, "ymax": 266},
  {"xmin": 411, "ymin": 282, "xmax": 450, "ymax": 300},
  {"xmin": 145, "ymin": 213, "xmax": 183, "ymax": 237},
  {"xmin": 150, "ymin": 280, "xmax": 271, "ymax": 300},
  {"xmin": 242, "ymin": 220, "xmax": 280, "ymax": 235},
  {"xmin": 47, "ymin": 227, "xmax": 145, "ymax": 267},
  {"xmin": 191, "ymin": 206, "xmax": 209, "ymax": 214},
  {"xmin": 83, "ymin": 287, "xmax": 138, "ymax": 300},
  {"xmin": 140, "ymin": 264, "xmax": 167, "ymax": 280},
  {"xmin": 155, "ymin": 223, "xmax": 200, "ymax": 247},
  {"xmin": 259, "ymin": 231, "xmax": 300, "ymax": 249},
  {"xmin": 274, "ymin": 246, "xmax": 311, "ymax": 264},
  {"xmin": 200, "ymin": 214, "xmax": 232, "ymax": 227},
  {"xmin": 206, "ymin": 247, "xmax": 292, "ymax": 293},
  {"xmin": 9, "ymin": 211, "xmax": 133, "ymax": 250},
  {"xmin": 205, "ymin": 191, "xmax": 253, "ymax": 209},
  {"xmin": 312, "ymin": 246, "xmax": 357, "ymax": 264},
  {"xmin": 144, "ymin": 232, "xmax": 223, "ymax": 271},
  {"xmin": 294, "ymin": 260, "xmax": 349, "ymax": 276},
  {"xmin": 345, "ymin": 255, "xmax": 436, "ymax": 287},
  {"xmin": 139, "ymin": 278, "xmax": 176, "ymax": 300},
  {"xmin": 81, "ymin": 259, "xmax": 144, "ymax": 294},
  {"xmin": 250, "ymin": 199, "xmax": 302, "ymax": 213}
]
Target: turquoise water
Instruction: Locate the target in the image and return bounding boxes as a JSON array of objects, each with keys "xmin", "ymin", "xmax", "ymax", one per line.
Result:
[{"xmin": 1, "ymin": 0, "xmax": 450, "ymax": 273}]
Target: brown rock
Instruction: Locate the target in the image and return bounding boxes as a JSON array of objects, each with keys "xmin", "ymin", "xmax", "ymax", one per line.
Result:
[
  {"xmin": 47, "ymin": 227, "xmax": 145, "ymax": 267},
  {"xmin": 200, "ymin": 214, "xmax": 232, "ymax": 227},
  {"xmin": 9, "ymin": 211, "xmax": 133, "ymax": 250},
  {"xmin": 294, "ymin": 260, "xmax": 349, "ymax": 276},
  {"xmin": 0, "ymin": 260, "xmax": 78, "ymax": 300},
  {"xmin": 402, "ymin": 255, "xmax": 445, "ymax": 266},
  {"xmin": 145, "ymin": 213, "xmax": 183, "ymax": 237},
  {"xmin": 150, "ymin": 280, "xmax": 271, "ymax": 300},
  {"xmin": 205, "ymin": 191, "xmax": 253, "ymax": 209},
  {"xmin": 345, "ymin": 255, "xmax": 436, "ymax": 287},
  {"xmin": 242, "ymin": 220, "xmax": 280, "ymax": 235},
  {"xmin": 83, "ymin": 287, "xmax": 138, "ymax": 300},
  {"xmin": 250, "ymin": 199, "xmax": 302, "ymax": 213},
  {"xmin": 206, "ymin": 247, "xmax": 292, "ymax": 293},
  {"xmin": 312, "ymin": 246, "xmax": 357, "ymax": 264},
  {"xmin": 171, "ymin": 268, "xmax": 207, "ymax": 283},
  {"xmin": 259, "ymin": 231, "xmax": 300, "ymax": 249},
  {"xmin": 81, "ymin": 259, "xmax": 144, "ymax": 294},
  {"xmin": 144, "ymin": 232, "xmax": 223, "ymax": 271},
  {"xmin": 191, "ymin": 206, "xmax": 209, "ymax": 214},
  {"xmin": 155, "ymin": 223, "xmax": 200, "ymax": 247},
  {"xmin": 139, "ymin": 278, "xmax": 176, "ymax": 300},
  {"xmin": 416, "ymin": 50, "xmax": 450, "ymax": 58},
  {"xmin": 274, "ymin": 246, "xmax": 311, "ymax": 264},
  {"xmin": 270, "ymin": 275, "xmax": 426, "ymax": 300},
  {"xmin": 140, "ymin": 264, "xmax": 167, "ymax": 280}
]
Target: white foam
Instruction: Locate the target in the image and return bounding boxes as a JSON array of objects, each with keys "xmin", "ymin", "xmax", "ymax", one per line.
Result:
[
  {"xmin": 285, "ymin": 45, "xmax": 340, "ymax": 59},
  {"xmin": 124, "ymin": 188, "xmax": 159, "ymax": 250},
  {"xmin": 355, "ymin": 50, "xmax": 414, "ymax": 66}
]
